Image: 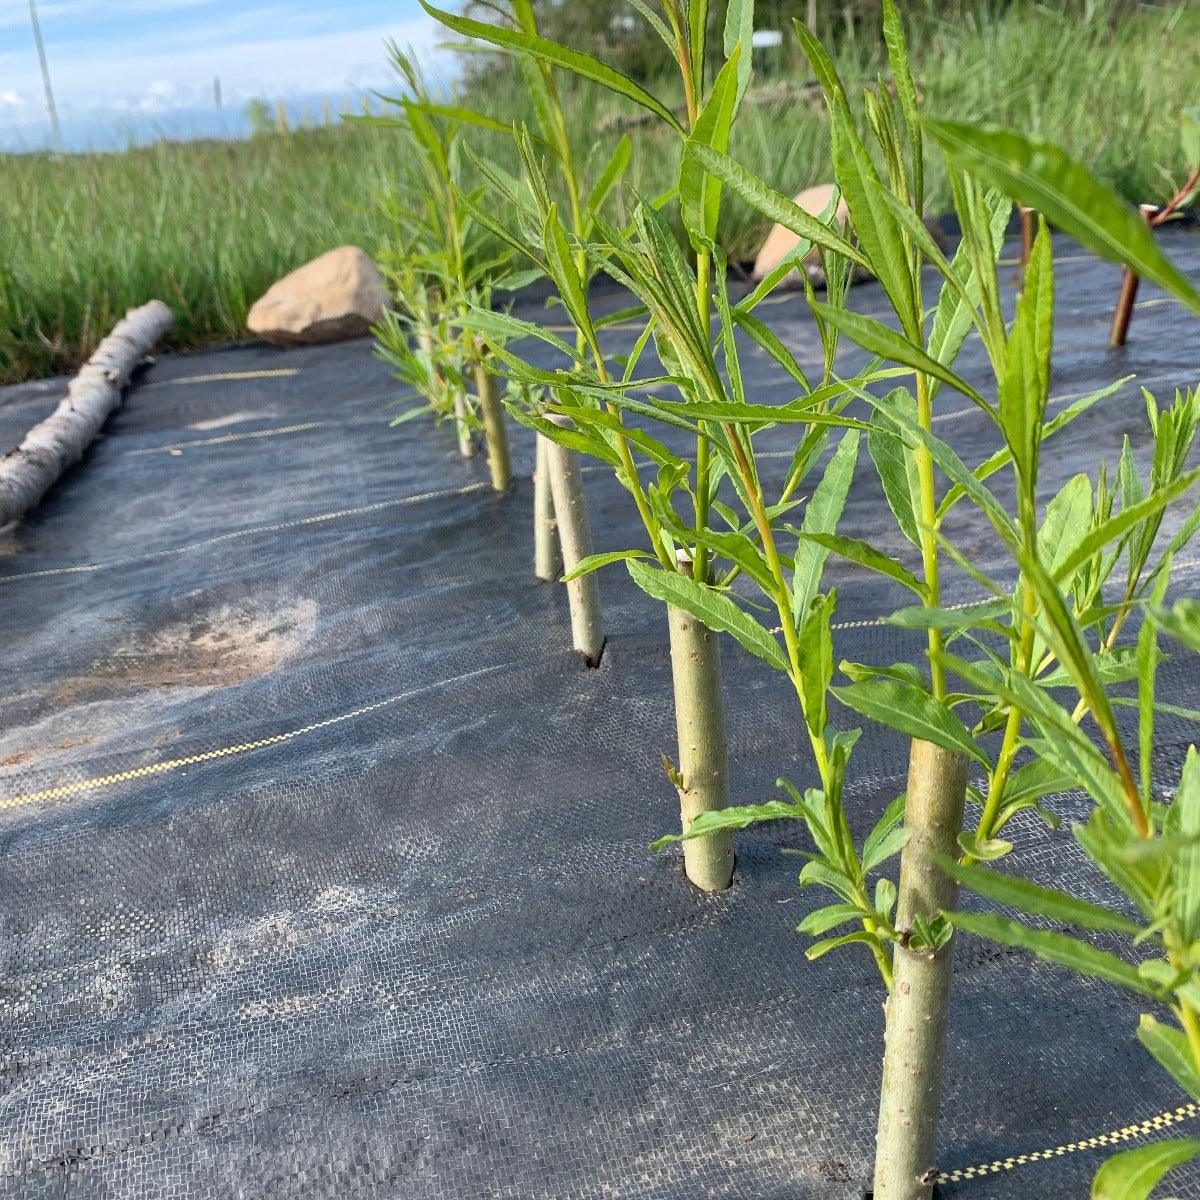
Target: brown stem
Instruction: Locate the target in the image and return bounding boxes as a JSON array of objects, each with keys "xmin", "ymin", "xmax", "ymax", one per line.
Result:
[{"xmin": 1109, "ymin": 205, "xmax": 1156, "ymax": 348}]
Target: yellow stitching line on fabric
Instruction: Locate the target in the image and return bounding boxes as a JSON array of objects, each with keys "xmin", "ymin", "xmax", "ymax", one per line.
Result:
[
  {"xmin": 940, "ymin": 1102, "xmax": 1200, "ymax": 1185},
  {"xmin": 0, "ymin": 481, "xmax": 490, "ymax": 584},
  {"xmin": 0, "ymin": 664, "xmax": 505, "ymax": 812},
  {"xmin": 126, "ymin": 422, "xmax": 323, "ymax": 457},
  {"xmin": 143, "ymin": 368, "xmax": 300, "ymax": 388}
]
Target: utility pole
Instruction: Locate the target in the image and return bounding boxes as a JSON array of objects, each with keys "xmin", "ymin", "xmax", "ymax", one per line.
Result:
[
  {"xmin": 28, "ymin": 0, "xmax": 64, "ymax": 153},
  {"xmin": 214, "ymin": 75, "xmax": 222, "ymax": 110}
]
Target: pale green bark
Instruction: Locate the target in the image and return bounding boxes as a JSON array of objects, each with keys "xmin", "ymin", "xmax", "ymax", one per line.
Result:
[
  {"xmin": 667, "ymin": 555, "xmax": 733, "ymax": 892},
  {"xmin": 544, "ymin": 415, "xmax": 603, "ymax": 665},
  {"xmin": 873, "ymin": 739, "xmax": 969, "ymax": 1200},
  {"xmin": 474, "ymin": 364, "xmax": 510, "ymax": 490},
  {"xmin": 453, "ymin": 388, "xmax": 476, "ymax": 458},
  {"xmin": 534, "ymin": 433, "xmax": 561, "ymax": 582}
]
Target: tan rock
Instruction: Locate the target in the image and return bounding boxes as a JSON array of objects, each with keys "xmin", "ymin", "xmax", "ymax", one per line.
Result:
[
  {"xmin": 247, "ymin": 246, "xmax": 389, "ymax": 345},
  {"xmin": 751, "ymin": 183, "xmax": 849, "ymax": 285}
]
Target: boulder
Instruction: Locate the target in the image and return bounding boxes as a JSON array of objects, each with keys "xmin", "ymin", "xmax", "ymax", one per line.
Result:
[
  {"xmin": 751, "ymin": 183, "xmax": 849, "ymax": 286},
  {"xmin": 247, "ymin": 246, "xmax": 388, "ymax": 345}
]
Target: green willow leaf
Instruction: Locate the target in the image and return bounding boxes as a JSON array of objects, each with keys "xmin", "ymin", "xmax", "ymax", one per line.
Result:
[
  {"xmin": 792, "ymin": 429, "xmax": 860, "ymax": 621},
  {"xmin": 650, "ymin": 798, "xmax": 802, "ymax": 850},
  {"xmin": 1150, "ymin": 598, "xmax": 1200, "ymax": 653},
  {"xmin": 799, "ymin": 531, "xmax": 925, "ymax": 597},
  {"xmin": 1138, "ymin": 1016, "xmax": 1200, "ymax": 1101},
  {"xmin": 935, "ymin": 854, "xmax": 1141, "ymax": 934},
  {"xmin": 925, "ymin": 118, "xmax": 1200, "ymax": 316},
  {"xmin": 834, "ymin": 678, "xmax": 987, "ymax": 766},
  {"xmin": 681, "ymin": 47, "xmax": 742, "ymax": 248},
  {"xmin": 948, "ymin": 912, "xmax": 1158, "ymax": 997},
  {"xmin": 1053, "ymin": 467, "xmax": 1200, "ymax": 584},
  {"xmin": 797, "ymin": 902, "xmax": 863, "ymax": 937},
  {"xmin": 1092, "ymin": 1137, "xmax": 1200, "ymax": 1200},
  {"xmin": 805, "ymin": 929, "xmax": 881, "ymax": 962},
  {"xmin": 810, "ymin": 301, "xmax": 991, "ymax": 413},
  {"xmin": 627, "ymin": 560, "xmax": 788, "ymax": 671},
  {"xmin": 828, "ymin": 104, "xmax": 919, "ymax": 337},
  {"xmin": 687, "ymin": 144, "xmax": 870, "ymax": 269},
  {"xmin": 723, "ymin": 0, "xmax": 754, "ymax": 103},
  {"xmin": 868, "ymin": 388, "xmax": 921, "ymax": 545},
  {"xmin": 420, "ymin": 1, "xmax": 685, "ymax": 134},
  {"xmin": 1175, "ymin": 748, "xmax": 1200, "ymax": 943},
  {"xmin": 881, "ymin": 0, "xmax": 921, "ymax": 210},
  {"xmin": 731, "ymin": 307, "xmax": 811, "ymax": 390},
  {"xmin": 586, "ymin": 134, "xmax": 632, "ymax": 220},
  {"xmin": 561, "ymin": 550, "xmax": 651, "ymax": 582},
  {"xmin": 926, "ymin": 188, "xmax": 1010, "ymax": 388}
]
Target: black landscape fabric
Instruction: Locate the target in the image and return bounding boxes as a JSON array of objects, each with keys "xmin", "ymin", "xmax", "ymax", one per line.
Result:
[{"xmin": 3, "ymin": 231, "xmax": 1200, "ymax": 1199}]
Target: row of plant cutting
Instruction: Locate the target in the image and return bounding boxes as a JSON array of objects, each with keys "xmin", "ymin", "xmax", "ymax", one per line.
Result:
[{"xmin": 372, "ymin": 3, "xmax": 1200, "ymax": 1196}]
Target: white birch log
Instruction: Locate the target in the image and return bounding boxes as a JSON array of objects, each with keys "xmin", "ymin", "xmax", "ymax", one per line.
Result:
[{"xmin": 0, "ymin": 300, "xmax": 173, "ymax": 528}]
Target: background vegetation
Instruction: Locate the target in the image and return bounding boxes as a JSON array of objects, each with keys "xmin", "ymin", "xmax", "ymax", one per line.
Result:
[{"xmin": 0, "ymin": 0, "xmax": 1197, "ymax": 383}]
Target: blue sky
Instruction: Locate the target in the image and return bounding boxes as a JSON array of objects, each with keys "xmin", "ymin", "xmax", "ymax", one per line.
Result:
[{"xmin": 0, "ymin": 1, "xmax": 453, "ymax": 149}]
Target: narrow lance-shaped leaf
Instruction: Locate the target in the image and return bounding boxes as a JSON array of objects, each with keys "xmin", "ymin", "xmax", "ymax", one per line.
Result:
[
  {"xmin": 420, "ymin": 1, "xmax": 685, "ymax": 134},
  {"xmin": 934, "ymin": 854, "xmax": 1141, "ymax": 934},
  {"xmin": 627, "ymin": 560, "xmax": 788, "ymax": 671},
  {"xmin": 681, "ymin": 47, "xmax": 743, "ymax": 250},
  {"xmin": 650, "ymin": 799, "xmax": 804, "ymax": 850},
  {"xmin": 800, "ymin": 531, "xmax": 925, "ymax": 597},
  {"xmin": 927, "ymin": 187, "xmax": 1010, "ymax": 389},
  {"xmin": 868, "ymin": 388, "xmax": 921, "ymax": 545},
  {"xmin": 688, "ymin": 144, "xmax": 870, "ymax": 269},
  {"xmin": 947, "ymin": 911, "xmax": 1159, "ymax": 997},
  {"xmin": 562, "ymin": 550, "xmax": 651, "ymax": 582},
  {"xmin": 810, "ymin": 301, "xmax": 992, "ymax": 414},
  {"xmin": 827, "ymin": 102, "xmax": 920, "ymax": 338},
  {"xmin": 834, "ymin": 676, "xmax": 988, "ymax": 766},
  {"xmin": 798, "ymin": 591, "xmax": 836, "ymax": 739},
  {"xmin": 792, "ymin": 428, "xmax": 860, "ymax": 621},
  {"xmin": 881, "ymin": 0, "xmax": 921, "ymax": 213},
  {"xmin": 925, "ymin": 118, "xmax": 1200, "ymax": 317},
  {"xmin": 723, "ymin": 0, "xmax": 754, "ymax": 104},
  {"xmin": 1138, "ymin": 1015, "xmax": 1200, "ymax": 1101},
  {"xmin": 1053, "ymin": 467, "xmax": 1200, "ymax": 584},
  {"xmin": 1175, "ymin": 748, "xmax": 1200, "ymax": 943}
]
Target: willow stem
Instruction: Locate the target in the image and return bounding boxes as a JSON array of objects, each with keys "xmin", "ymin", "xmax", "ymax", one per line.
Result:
[
  {"xmin": 474, "ymin": 363, "xmax": 511, "ymax": 491},
  {"xmin": 668, "ymin": 552, "xmax": 733, "ymax": 891},
  {"xmin": 873, "ymin": 742, "xmax": 970, "ymax": 1200},
  {"xmin": 544, "ymin": 413, "xmax": 604, "ymax": 665},
  {"xmin": 914, "ymin": 373, "xmax": 945, "ymax": 700},
  {"xmin": 972, "ymin": 579, "xmax": 1038, "ymax": 855},
  {"xmin": 533, "ymin": 433, "xmax": 561, "ymax": 582}
]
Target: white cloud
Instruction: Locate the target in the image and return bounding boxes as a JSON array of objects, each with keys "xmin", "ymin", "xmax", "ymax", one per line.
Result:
[
  {"xmin": 0, "ymin": 87, "xmax": 23, "ymax": 108},
  {"xmin": 0, "ymin": 15, "xmax": 444, "ymax": 109}
]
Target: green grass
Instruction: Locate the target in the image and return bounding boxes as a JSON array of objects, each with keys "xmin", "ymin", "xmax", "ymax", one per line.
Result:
[
  {"xmin": 1, "ymin": 1, "xmax": 1197, "ymax": 384},
  {"xmin": 0, "ymin": 125, "xmax": 402, "ymax": 383}
]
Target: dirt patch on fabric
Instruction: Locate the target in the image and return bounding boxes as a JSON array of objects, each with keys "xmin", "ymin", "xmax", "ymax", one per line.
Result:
[{"xmin": 52, "ymin": 599, "xmax": 316, "ymax": 700}]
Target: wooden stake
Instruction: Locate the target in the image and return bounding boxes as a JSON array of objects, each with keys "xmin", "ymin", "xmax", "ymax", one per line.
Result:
[
  {"xmin": 533, "ymin": 434, "xmax": 561, "ymax": 582},
  {"xmin": 0, "ymin": 300, "xmax": 173, "ymax": 528},
  {"xmin": 544, "ymin": 415, "xmax": 603, "ymax": 665},
  {"xmin": 667, "ymin": 552, "xmax": 733, "ymax": 892},
  {"xmin": 1109, "ymin": 205, "xmax": 1157, "ymax": 348},
  {"xmin": 872, "ymin": 740, "xmax": 969, "ymax": 1200},
  {"xmin": 1019, "ymin": 204, "xmax": 1034, "ymax": 266}
]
